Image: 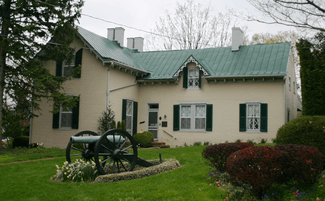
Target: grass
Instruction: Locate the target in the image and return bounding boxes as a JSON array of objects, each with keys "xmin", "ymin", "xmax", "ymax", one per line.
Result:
[
  {"xmin": 0, "ymin": 146, "xmax": 226, "ymax": 201},
  {"xmin": 0, "ymin": 145, "xmax": 324, "ymax": 201}
]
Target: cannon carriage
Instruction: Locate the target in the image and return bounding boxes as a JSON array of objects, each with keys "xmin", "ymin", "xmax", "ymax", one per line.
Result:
[{"xmin": 66, "ymin": 128, "xmax": 156, "ymax": 175}]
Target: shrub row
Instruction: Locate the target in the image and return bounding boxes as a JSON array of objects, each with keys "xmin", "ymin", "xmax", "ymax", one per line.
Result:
[
  {"xmin": 202, "ymin": 142, "xmax": 253, "ymax": 172},
  {"xmin": 226, "ymin": 145, "xmax": 324, "ymax": 197}
]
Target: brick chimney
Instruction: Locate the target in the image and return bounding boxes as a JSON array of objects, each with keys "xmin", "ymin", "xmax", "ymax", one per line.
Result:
[{"xmin": 232, "ymin": 27, "xmax": 244, "ymax": 51}]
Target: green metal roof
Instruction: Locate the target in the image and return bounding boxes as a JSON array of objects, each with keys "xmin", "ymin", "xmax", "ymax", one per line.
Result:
[{"xmin": 78, "ymin": 27, "xmax": 291, "ymax": 80}]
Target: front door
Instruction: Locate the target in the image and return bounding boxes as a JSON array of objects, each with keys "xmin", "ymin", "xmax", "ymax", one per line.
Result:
[{"xmin": 148, "ymin": 104, "xmax": 159, "ymax": 140}]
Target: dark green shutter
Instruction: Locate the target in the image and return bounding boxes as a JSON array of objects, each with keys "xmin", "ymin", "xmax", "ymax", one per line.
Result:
[
  {"xmin": 133, "ymin": 101, "xmax": 138, "ymax": 135},
  {"xmin": 52, "ymin": 110, "xmax": 60, "ymax": 129},
  {"xmin": 199, "ymin": 70, "xmax": 202, "ymax": 88},
  {"xmin": 206, "ymin": 104, "xmax": 213, "ymax": 131},
  {"xmin": 122, "ymin": 99, "xmax": 127, "ymax": 121},
  {"xmin": 71, "ymin": 97, "xmax": 80, "ymax": 129},
  {"xmin": 173, "ymin": 105, "xmax": 180, "ymax": 131},
  {"xmin": 74, "ymin": 48, "xmax": 82, "ymax": 78},
  {"xmin": 183, "ymin": 67, "xmax": 188, "ymax": 88},
  {"xmin": 260, "ymin": 103, "xmax": 268, "ymax": 132},
  {"xmin": 56, "ymin": 61, "xmax": 62, "ymax": 77},
  {"xmin": 239, "ymin": 104, "xmax": 246, "ymax": 132}
]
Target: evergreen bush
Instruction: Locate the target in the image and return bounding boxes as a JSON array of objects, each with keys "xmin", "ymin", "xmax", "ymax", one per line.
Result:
[
  {"xmin": 97, "ymin": 106, "xmax": 116, "ymax": 135},
  {"xmin": 133, "ymin": 131, "xmax": 154, "ymax": 148},
  {"xmin": 13, "ymin": 136, "xmax": 29, "ymax": 148},
  {"xmin": 276, "ymin": 115, "xmax": 325, "ymax": 156}
]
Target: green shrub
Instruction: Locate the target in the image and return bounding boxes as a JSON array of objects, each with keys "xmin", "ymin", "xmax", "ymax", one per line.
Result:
[
  {"xmin": 193, "ymin": 141, "xmax": 201, "ymax": 146},
  {"xmin": 276, "ymin": 116, "xmax": 325, "ymax": 155},
  {"xmin": 133, "ymin": 131, "xmax": 154, "ymax": 148},
  {"xmin": 13, "ymin": 136, "xmax": 29, "ymax": 148}
]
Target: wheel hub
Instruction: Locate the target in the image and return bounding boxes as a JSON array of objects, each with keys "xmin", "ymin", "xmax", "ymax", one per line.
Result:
[
  {"xmin": 112, "ymin": 149, "xmax": 122, "ymax": 159},
  {"xmin": 82, "ymin": 149, "xmax": 94, "ymax": 161}
]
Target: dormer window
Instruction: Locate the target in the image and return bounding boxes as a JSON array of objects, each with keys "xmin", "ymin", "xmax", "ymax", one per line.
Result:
[
  {"xmin": 183, "ymin": 67, "xmax": 202, "ymax": 89},
  {"xmin": 188, "ymin": 68, "xmax": 200, "ymax": 89}
]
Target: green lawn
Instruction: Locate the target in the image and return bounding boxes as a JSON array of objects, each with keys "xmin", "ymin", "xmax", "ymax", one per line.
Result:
[
  {"xmin": 0, "ymin": 146, "xmax": 226, "ymax": 201},
  {"xmin": 0, "ymin": 145, "xmax": 324, "ymax": 201}
]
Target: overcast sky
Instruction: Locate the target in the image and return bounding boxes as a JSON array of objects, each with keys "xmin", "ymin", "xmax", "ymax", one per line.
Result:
[{"xmin": 77, "ymin": 0, "xmax": 294, "ymax": 49}]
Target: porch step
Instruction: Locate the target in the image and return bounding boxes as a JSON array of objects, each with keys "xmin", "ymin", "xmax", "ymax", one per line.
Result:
[{"xmin": 153, "ymin": 142, "xmax": 170, "ymax": 148}]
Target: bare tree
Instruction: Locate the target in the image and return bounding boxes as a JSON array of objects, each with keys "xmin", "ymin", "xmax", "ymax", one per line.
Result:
[
  {"xmin": 145, "ymin": 0, "xmax": 240, "ymax": 51},
  {"xmin": 245, "ymin": 0, "xmax": 325, "ymax": 32}
]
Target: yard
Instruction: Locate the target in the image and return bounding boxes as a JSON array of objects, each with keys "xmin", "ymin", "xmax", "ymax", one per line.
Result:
[{"xmin": 0, "ymin": 145, "xmax": 324, "ymax": 201}]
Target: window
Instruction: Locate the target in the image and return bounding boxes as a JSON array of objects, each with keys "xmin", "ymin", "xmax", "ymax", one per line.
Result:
[
  {"xmin": 240, "ymin": 103, "xmax": 267, "ymax": 132},
  {"xmin": 174, "ymin": 104, "xmax": 213, "ymax": 131},
  {"xmin": 183, "ymin": 67, "xmax": 201, "ymax": 89},
  {"xmin": 289, "ymin": 76, "xmax": 291, "ymax": 91},
  {"xmin": 246, "ymin": 103, "xmax": 260, "ymax": 131},
  {"xmin": 126, "ymin": 100, "xmax": 133, "ymax": 134},
  {"xmin": 293, "ymin": 81, "xmax": 296, "ymax": 93},
  {"xmin": 52, "ymin": 97, "xmax": 79, "ymax": 129},
  {"xmin": 188, "ymin": 68, "xmax": 200, "ymax": 89},
  {"xmin": 122, "ymin": 99, "xmax": 138, "ymax": 135},
  {"xmin": 62, "ymin": 60, "xmax": 75, "ymax": 77},
  {"xmin": 56, "ymin": 48, "xmax": 82, "ymax": 78}
]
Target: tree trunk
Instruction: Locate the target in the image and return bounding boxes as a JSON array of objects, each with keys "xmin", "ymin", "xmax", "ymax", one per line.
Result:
[{"xmin": 0, "ymin": 0, "xmax": 12, "ymax": 149}]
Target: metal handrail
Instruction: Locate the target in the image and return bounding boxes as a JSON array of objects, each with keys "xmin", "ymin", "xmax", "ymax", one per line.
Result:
[{"xmin": 163, "ymin": 130, "xmax": 176, "ymax": 140}]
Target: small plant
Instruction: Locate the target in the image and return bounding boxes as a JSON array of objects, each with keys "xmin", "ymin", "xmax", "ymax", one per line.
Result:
[
  {"xmin": 235, "ymin": 139, "xmax": 242, "ymax": 143},
  {"xmin": 193, "ymin": 141, "xmax": 202, "ymax": 146},
  {"xmin": 260, "ymin": 138, "xmax": 267, "ymax": 144},
  {"xmin": 246, "ymin": 139, "xmax": 254, "ymax": 144},
  {"xmin": 133, "ymin": 131, "xmax": 154, "ymax": 148},
  {"xmin": 54, "ymin": 159, "xmax": 98, "ymax": 182},
  {"xmin": 29, "ymin": 143, "xmax": 38, "ymax": 148},
  {"xmin": 184, "ymin": 143, "xmax": 188, "ymax": 147},
  {"xmin": 271, "ymin": 138, "xmax": 276, "ymax": 143},
  {"xmin": 203, "ymin": 141, "xmax": 209, "ymax": 146},
  {"xmin": 97, "ymin": 105, "xmax": 116, "ymax": 135}
]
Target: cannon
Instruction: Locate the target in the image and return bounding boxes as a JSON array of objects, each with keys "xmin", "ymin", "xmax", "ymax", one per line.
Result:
[{"xmin": 66, "ymin": 128, "xmax": 156, "ymax": 175}]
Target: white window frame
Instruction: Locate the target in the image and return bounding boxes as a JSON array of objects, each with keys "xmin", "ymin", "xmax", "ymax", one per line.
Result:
[
  {"xmin": 246, "ymin": 102, "xmax": 261, "ymax": 132},
  {"xmin": 180, "ymin": 104, "xmax": 206, "ymax": 131},
  {"xmin": 125, "ymin": 100, "xmax": 133, "ymax": 135},
  {"xmin": 188, "ymin": 68, "xmax": 200, "ymax": 89},
  {"xmin": 59, "ymin": 106, "xmax": 73, "ymax": 129}
]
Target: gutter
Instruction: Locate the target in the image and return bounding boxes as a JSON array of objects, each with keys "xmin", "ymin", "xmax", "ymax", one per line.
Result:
[
  {"xmin": 109, "ymin": 82, "xmax": 138, "ymax": 92},
  {"xmin": 203, "ymin": 74, "xmax": 287, "ymax": 79}
]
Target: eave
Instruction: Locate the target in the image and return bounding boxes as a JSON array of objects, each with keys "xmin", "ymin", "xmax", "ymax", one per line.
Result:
[{"xmin": 204, "ymin": 74, "xmax": 286, "ymax": 84}]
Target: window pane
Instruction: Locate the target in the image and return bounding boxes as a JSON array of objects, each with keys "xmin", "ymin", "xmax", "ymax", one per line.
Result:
[
  {"xmin": 63, "ymin": 67, "xmax": 75, "ymax": 77},
  {"xmin": 149, "ymin": 112, "xmax": 158, "ymax": 126},
  {"xmin": 149, "ymin": 130, "xmax": 158, "ymax": 139},
  {"xmin": 126, "ymin": 116, "xmax": 132, "ymax": 130},
  {"xmin": 181, "ymin": 106, "xmax": 191, "ymax": 117},
  {"xmin": 61, "ymin": 113, "xmax": 72, "ymax": 127},
  {"xmin": 181, "ymin": 118, "xmax": 191, "ymax": 129},
  {"xmin": 126, "ymin": 101, "xmax": 132, "ymax": 115},
  {"xmin": 195, "ymin": 118, "xmax": 205, "ymax": 129},
  {"xmin": 195, "ymin": 105, "xmax": 206, "ymax": 117}
]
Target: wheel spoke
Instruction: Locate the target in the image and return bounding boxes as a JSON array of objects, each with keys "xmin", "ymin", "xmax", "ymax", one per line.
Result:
[
  {"xmin": 121, "ymin": 145, "xmax": 132, "ymax": 152},
  {"xmin": 104, "ymin": 158, "xmax": 113, "ymax": 172},
  {"xmin": 101, "ymin": 143, "xmax": 113, "ymax": 152},
  {"xmin": 118, "ymin": 140, "xmax": 127, "ymax": 150},
  {"xmin": 71, "ymin": 146, "xmax": 83, "ymax": 152},
  {"xmin": 119, "ymin": 159, "xmax": 128, "ymax": 172}
]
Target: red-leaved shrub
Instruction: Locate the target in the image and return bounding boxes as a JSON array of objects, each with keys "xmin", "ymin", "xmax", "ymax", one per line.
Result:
[
  {"xmin": 226, "ymin": 146, "xmax": 283, "ymax": 197},
  {"xmin": 202, "ymin": 143, "xmax": 241, "ymax": 172},
  {"xmin": 275, "ymin": 144, "xmax": 324, "ymax": 184},
  {"xmin": 234, "ymin": 142, "xmax": 254, "ymax": 150}
]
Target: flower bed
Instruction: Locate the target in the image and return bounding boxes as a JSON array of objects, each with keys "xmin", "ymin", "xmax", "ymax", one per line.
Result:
[{"xmin": 94, "ymin": 159, "xmax": 181, "ymax": 183}]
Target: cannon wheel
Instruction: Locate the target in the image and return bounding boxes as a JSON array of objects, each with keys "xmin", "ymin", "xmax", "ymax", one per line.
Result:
[
  {"xmin": 66, "ymin": 130, "xmax": 99, "ymax": 163},
  {"xmin": 94, "ymin": 129, "xmax": 138, "ymax": 175}
]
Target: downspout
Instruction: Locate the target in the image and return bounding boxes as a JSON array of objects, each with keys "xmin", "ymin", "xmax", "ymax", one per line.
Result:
[{"xmin": 283, "ymin": 77, "xmax": 286, "ymax": 125}]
